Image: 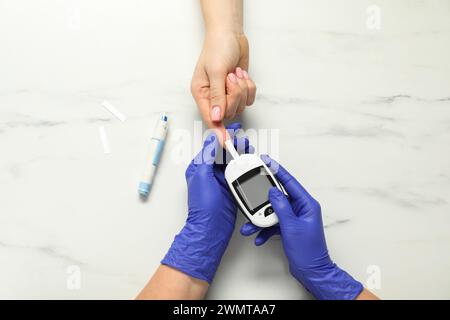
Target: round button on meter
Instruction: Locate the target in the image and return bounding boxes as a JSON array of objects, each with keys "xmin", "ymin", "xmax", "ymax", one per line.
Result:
[{"xmin": 264, "ymin": 206, "xmax": 274, "ymax": 217}]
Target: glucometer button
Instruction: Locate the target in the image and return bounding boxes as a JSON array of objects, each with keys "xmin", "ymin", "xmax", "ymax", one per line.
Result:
[{"xmin": 264, "ymin": 206, "xmax": 274, "ymax": 216}]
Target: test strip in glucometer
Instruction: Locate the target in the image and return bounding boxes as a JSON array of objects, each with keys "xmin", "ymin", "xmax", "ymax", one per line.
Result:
[{"xmin": 225, "ymin": 138, "xmax": 239, "ymax": 160}]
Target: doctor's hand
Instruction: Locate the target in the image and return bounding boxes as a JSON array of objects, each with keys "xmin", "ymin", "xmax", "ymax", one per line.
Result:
[
  {"xmin": 161, "ymin": 123, "xmax": 252, "ymax": 284},
  {"xmin": 240, "ymin": 155, "xmax": 368, "ymax": 300}
]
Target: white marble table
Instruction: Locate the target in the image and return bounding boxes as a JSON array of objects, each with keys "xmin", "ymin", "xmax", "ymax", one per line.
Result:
[{"xmin": 1, "ymin": 0, "xmax": 449, "ymax": 299}]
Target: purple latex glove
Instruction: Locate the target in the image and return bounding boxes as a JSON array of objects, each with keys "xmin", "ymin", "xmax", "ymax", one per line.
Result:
[
  {"xmin": 162, "ymin": 123, "xmax": 252, "ymax": 283},
  {"xmin": 240, "ymin": 155, "xmax": 363, "ymax": 300}
]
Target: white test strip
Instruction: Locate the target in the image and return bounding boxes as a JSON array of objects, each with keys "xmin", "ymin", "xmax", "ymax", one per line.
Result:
[
  {"xmin": 98, "ymin": 126, "xmax": 111, "ymax": 154},
  {"xmin": 225, "ymin": 139, "xmax": 239, "ymax": 160},
  {"xmin": 102, "ymin": 100, "xmax": 127, "ymax": 122}
]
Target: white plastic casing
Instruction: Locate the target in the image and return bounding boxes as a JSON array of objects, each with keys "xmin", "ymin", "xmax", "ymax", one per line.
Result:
[{"xmin": 225, "ymin": 154, "xmax": 285, "ymax": 228}]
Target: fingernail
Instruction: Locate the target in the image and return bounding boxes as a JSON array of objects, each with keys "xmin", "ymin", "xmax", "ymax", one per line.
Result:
[
  {"xmin": 242, "ymin": 70, "xmax": 249, "ymax": 80},
  {"xmin": 236, "ymin": 67, "xmax": 243, "ymax": 79},
  {"xmin": 228, "ymin": 73, "xmax": 238, "ymax": 84},
  {"xmin": 211, "ymin": 105, "xmax": 221, "ymax": 122}
]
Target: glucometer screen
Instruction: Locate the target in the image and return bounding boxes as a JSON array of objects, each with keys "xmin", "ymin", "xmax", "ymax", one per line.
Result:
[{"xmin": 233, "ymin": 166, "xmax": 275, "ymax": 214}]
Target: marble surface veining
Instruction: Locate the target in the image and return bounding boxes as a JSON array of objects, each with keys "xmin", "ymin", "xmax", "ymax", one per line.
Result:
[{"xmin": 1, "ymin": 0, "xmax": 449, "ymax": 299}]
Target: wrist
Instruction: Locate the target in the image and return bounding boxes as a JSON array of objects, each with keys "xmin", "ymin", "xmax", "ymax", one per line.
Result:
[
  {"xmin": 136, "ymin": 265, "xmax": 208, "ymax": 300},
  {"xmin": 203, "ymin": 29, "xmax": 246, "ymax": 50},
  {"xmin": 292, "ymin": 263, "xmax": 364, "ymax": 300},
  {"xmin": 202, "ymin": 0, "xmax": 243, "ymax": 36},
  {"xmin": 161, "ymin": 223, "xmax": 230, "ymax": 284},
  {"xmin": 205, "ymin": 24, "xmax": 243, "ymax": 37}
]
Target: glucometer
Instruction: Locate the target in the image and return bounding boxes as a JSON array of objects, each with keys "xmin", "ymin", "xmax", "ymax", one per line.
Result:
[{"xmin": 224, "ymin": 140, "xmax": 286, "ymax": 228}]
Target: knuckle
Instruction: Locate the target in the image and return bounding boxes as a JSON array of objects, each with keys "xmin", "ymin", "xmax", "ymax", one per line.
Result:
[
  {"xmin": 225, "ymin": 107, "xmax": 236, "ymax": 119},
  {"xmin": 238, "ymin": 80, "xmax": 248, "ymax": 91},
  {"xmin": 210, "ymin": 91, "xmax": 225, "ymax": 102},
  {"xmin": 208, "ymin": 64, "xmax": 227, "ymax": 76},
  {"xmin": 210, "ymin": 87, "xmax": 226, "ymax": 100},
  {"xmin": 233, "ymin": 86, "xmax": 243, "ymax": 98}
]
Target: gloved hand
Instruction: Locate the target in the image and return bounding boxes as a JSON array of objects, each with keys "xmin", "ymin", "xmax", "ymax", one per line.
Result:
[
  {"xmin": 162, "ymin": 123, "xmax": 252, "ymax": 283},
  {"xmin": 240, "ymin": 155, "xmax": 363, "ymax": 300}
]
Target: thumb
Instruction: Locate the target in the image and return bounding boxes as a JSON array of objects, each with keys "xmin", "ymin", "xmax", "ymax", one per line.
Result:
[
  {"xmin": 196, "ymin": 160, "xmax": 215, "ymax": 179},
  {"xmin": 209, "ymin": 69, "xmax": 227, "ymax": 122},
  {"xmin": 269, "ymin": 187, "xmax": 296, "ymax": 225}
]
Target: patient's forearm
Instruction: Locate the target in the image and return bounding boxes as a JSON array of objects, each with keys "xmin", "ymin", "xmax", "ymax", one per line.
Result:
[{"xmin": 200, "ymin": 0, "xmax": 243, "ymax": 35}]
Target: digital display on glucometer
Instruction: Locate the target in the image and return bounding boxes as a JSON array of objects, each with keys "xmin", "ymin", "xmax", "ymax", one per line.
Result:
[{"xmin": 233, "ymin": 166, "xmax": 275, "ymax": 214}]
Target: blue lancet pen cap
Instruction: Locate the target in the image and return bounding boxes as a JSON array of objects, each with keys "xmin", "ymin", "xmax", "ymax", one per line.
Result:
[{"xmin": 139, "ymin": 181, "xmax": 151, "ymax": 198}]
